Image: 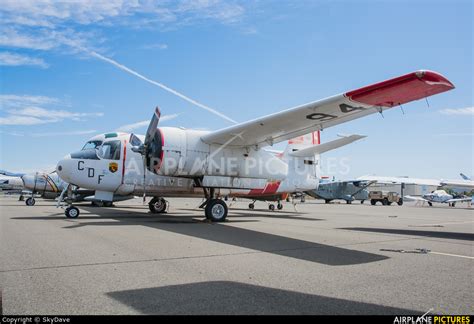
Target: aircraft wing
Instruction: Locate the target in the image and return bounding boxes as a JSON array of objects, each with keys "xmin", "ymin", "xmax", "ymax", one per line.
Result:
[
  {"xmin": 440, "ymin": 180, "xmax": 474, "ymax": 190},
  {"xmin": 403, "ymin": 195, "xmax": 428, "ymax": 202},
  {"xmin": 201, "ymin": 70, "xmax": 454, "ymax": 148},
  {"xmin": 446, "ymin": 197, "xmax": 473, "ymax": 203}
]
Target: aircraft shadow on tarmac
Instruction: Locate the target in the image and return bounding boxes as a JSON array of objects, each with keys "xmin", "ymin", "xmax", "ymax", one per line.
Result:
[
  {"xmin": 12, "ymin": 206, "xmax": 389, "ymax": 266},
  {"xmin": 107, "ymin": 281, "xmax": 417, "ymax": 315},
  {"xmin": 340, "ymin": 227, "xmax": 474, "ymax": 241}
]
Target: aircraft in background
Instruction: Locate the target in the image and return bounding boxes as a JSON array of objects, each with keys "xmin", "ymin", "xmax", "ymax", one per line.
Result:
[
  {"xmin": 0, "ymin": 174, "xmax": 24, "ymax": 192},
  {"xmin": 56, "ymin": 70, "xmax": 455, "ymax": 221},
  {"xmin": 0, "ymin": 170, "xmax": 102, "ymax": 206},
  {"xmin": 358, "ymin": 175, "xmax": 474, "ymax": 192},
  {"xmin": 460, "ymin": 173, "xmax": 471, "ymax": 181},
  {"xmin": 306, "ymin": 179, "xmax": 376, "ymax": 204},
  {"xmin": 405, "ymin": 190, "xmax": 471, "ymax": 207}
]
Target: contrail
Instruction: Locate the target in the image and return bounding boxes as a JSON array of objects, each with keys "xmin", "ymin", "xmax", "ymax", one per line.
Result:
[{"xmin": 89, "ymin": 50, "xmax": 237, "ymax": 124}]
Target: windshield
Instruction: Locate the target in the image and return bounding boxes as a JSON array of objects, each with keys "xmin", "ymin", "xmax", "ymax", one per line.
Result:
[
  {"xmin": 82, "ymin": 140, "xmax": 103, "ymax": 150},
  {"xmin": 130, "ymin": 134, "xmax": 143, "ymax": 147},
  {"xmin": 98, "ymin": 140, "xmax": 121, "ymax": 160}
]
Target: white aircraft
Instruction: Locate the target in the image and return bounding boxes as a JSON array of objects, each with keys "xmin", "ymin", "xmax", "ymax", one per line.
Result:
[
  {"xmin": 358, "ymin": 175, "xmax": 474, "ymax": 192},
  {"xmin": 0, "ymin": 170, "xmax": 104, "ymax": 206},
  {"xmin": 405, "ymin": 190, "xmax": 472, "ymax": 207},
  {"xmin": 56, "ymin": 70, "xmax": 454, "ymax": 221}
]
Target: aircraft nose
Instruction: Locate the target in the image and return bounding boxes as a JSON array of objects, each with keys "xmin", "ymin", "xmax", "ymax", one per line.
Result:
[{"xmin": 56, "ymin": 154, "xmax": 73, "ymax": 183}]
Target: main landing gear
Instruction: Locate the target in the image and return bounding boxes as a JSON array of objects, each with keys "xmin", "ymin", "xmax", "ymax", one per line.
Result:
[
  {"xmin": 199, "ymin": 188, "xmax": 228, "ymax": 222},
  {"xmin": 149, "ymin": 197, "xmax": 168, "ymax": 213},
  {"xmin": 268, "ymin": 202, "xmax": 283, "ymax": 211},
  {"xmin": 248, "ymin": 200, "xmax": 283, "ymax": 211}
]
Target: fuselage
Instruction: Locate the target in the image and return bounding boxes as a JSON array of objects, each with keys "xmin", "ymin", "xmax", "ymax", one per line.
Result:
[
  {"xmin": 422, "ymin": 190, "xmax": 453, "ymax": 203},
  {"xmin": 56, "ymin": 129, "xmax": 319, "ymax": 200}
]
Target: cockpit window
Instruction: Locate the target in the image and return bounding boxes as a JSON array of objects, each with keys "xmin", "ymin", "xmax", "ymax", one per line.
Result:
[
  {"xmin": 82, "ymin": 140, "xmax": 103, "ymax": 150},
  {"xmin": 98, "ymin": 140, "xmax": 121, "ymax": 160},
  {"xmin": 130, "ymin": 134, "xmax": 142, "ymax": 147}
]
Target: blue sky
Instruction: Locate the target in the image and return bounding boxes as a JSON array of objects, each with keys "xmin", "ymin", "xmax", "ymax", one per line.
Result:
[{"xmin": 0, "ymin": 0, "xmax": 472, "ymax": 179}]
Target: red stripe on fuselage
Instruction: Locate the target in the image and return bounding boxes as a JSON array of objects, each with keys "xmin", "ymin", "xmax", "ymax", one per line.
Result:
[
  {"xmin": 121, "ymin": 139, "xmax": 127, "ymax": 184},
  {"xmin": 153, "ymin": 128, "xmax": 165, "ymax": 174},
  {"xmin": 248, "ymin": 181, "xmax": 281, "ymax": 196}
]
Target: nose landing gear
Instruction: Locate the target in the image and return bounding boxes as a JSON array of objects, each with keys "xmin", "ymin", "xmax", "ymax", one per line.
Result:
[
  {"xmin": 25, "ymin": 197, "xmax": 36, "ymax": 206},
  {"xmin": 65, "ymin": 206, "xmax": 80, "ymax": 218},
  {"xmin": 149, "ymin": 197, "xmax": 168, "ymax": 213}
]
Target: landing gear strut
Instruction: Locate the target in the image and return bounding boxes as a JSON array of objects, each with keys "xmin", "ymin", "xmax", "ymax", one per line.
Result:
[
  {"xmin": 277, "ymin": 201, "xmax": 283, "ymax": 210},
  {"xmin": 149, "ymin": 197, "xmax": 168, "ymax": 213}
]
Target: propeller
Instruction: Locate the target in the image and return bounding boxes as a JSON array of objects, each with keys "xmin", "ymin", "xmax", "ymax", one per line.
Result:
[{"xmin": 132, "ymin": 107, "xmax": 161, "ymax": 203}]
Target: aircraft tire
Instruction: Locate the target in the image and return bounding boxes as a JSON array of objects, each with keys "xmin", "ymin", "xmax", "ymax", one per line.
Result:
[
  {"xmin": 65, "ymin": 206, "xmax": 80, "ymax": 218},
  {"xmin": 205, "ymin": 199, "xmax": 228, "ymax": 222},
  {"xmin": 277, "ymin": 203, "xmax": 283, "ymax": 210},
  {"xmin": 149, "ymin": 197, "xmax": 167, "ymax": 213},
  {"xmin": 248, "ymin": 203, "xmax": 255, "ymax": 209},
  {"xmin": 25, "ymin": 197, "xmax": 35, "ymax": 206},
  {"xmin": 269, "ymin": 204, "xmax": 275, "ymax": 211}
]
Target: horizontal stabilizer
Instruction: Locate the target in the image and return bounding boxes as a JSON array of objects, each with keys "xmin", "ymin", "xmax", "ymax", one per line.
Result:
[{"xmin": 289, "ymin": 134, "xmax": 366, "ymax": 157}]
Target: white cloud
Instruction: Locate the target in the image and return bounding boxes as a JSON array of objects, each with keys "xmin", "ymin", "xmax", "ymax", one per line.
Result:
[
  {"xmin": 0, "ymin": 94, "xmax": 61, "ymax": 107},
  {"xmin": 7, "ymin": 106, "xmax": 103, "ymax": 121},
  {"xmin": 0, "ymin": 52, "xmax": 49, "ymax": 68},
  {"xmin": 31, "ymin": 130, "xmax": 98, "ymax": 137},
  {"xmin": 0, "ymin": 28, "xmax": 56, "ymax": 50},
  {"xmin": 439, "ymin": 107, "xmax": 474, "ymax": 116},
  {"xmin": 0, "ymin": 94, "xmax": 103, "ymax": 125},
  {"xmin": 116, "ymin": 114, "xmax": 180, "ymax": 132},
  {"xmin": 142, "ymin": 43, "xmax": 168, "ymax": 50},
  {"xmin": 0, "ymin": 115, "xmax": 50, "ymax": 126}
]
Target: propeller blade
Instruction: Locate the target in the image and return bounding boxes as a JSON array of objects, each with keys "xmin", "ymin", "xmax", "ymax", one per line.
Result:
[
  {"xmin": 144, "ymin": 106, "xmax": 161, "ymax": 146},
  {"xmin": 140, "ymin": 106, "xmax": 161, "ymax": 204}
]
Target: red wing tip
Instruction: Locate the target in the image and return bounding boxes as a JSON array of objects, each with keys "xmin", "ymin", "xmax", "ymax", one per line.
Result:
[
  {"xmin": 345, "ymin": 70, "xmax": 455, "ymax": 107},
  {"xmin": 415, "ymin": 70, "xmax": 455, "ymax": 89}
]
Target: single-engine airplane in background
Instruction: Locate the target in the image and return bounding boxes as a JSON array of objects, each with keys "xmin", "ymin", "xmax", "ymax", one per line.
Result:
[
  {"xmin": 405, "ymin": 190, "xmax": 472, "ymax": 207},
  {"xmin": 56, "ymin": 70, "xmax": 455, "ymax": 221}
]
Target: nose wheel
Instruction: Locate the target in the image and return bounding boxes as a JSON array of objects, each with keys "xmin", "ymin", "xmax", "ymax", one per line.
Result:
[
  {"xmin": 149, "ymin": 197, "xmax": 168, "ymax": 213},
  {"xmin": 65, "ymin": 206, "xmax": 80, "ymax": 218},
  {"xmin": 25, "ymin": 197, "xmax": 36, "ymax": 206}
]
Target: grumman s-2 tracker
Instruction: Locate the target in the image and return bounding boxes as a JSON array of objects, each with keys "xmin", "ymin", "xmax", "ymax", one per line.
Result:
[{"xmin": 56, "ymin": 70, "xmax": 454, "ymax": 221}]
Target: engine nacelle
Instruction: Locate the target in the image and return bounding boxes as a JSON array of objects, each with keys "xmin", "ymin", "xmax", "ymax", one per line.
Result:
[
  {"xmin": 147, "ymin": 127, "xmax": 209, "ymax": 177},
  {"xmin": 147, "ymin": 127, "xmax": 288, "ymax": 180}
]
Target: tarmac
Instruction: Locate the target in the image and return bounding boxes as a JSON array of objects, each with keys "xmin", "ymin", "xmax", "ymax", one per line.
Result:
[{"xmin": 0, "ymin": 195, "xmax": 472, "ymax": 315}]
